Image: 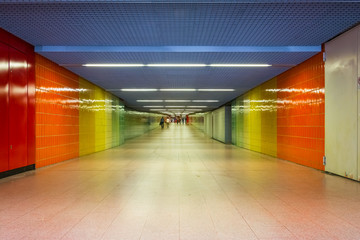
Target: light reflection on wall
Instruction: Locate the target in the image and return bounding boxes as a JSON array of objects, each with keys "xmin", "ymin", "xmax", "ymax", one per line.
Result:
[{"xmin": 232, "ymin": 52, "xmax": 325, "ymax": 170}]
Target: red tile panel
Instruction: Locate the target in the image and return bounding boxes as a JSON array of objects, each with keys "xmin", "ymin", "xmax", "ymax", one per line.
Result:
[
  {"xmin": 277, "ymin": 53, "xmax": 325, "ymax": 170},
  {"xmin": 35, "ymin": 54, "xmax": 79, "ymax": 168},
  {"xmin": 0, "ymin": 28, "xmax": 35, "ymax": 172}
]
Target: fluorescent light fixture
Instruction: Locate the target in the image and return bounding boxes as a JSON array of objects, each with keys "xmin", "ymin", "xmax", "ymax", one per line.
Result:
[
  {"xmin": 167, "ymin": 109, "xmax": 185, "ymax": 111},
  {"xmin": 160, "ymin": 89, "xmax": 196, "ymax": 92},
  {"xmin": 149, "ymin": 109, "xmax": 165, "ymax": 111},
  {"xmin": 187, "ymin": 109, "xmax": 203, "ymax": 111},
  {"xmin": 166, "ymin": 106, "xmax": 186, "ymax": 108},
  {"xmin": 165, "ymin": 100, "xmax": 191, "ymax": 102},
  {"xmin": 143, "ymin": 106, "xmax": 164, "ymax": 108},
  {"xmin": 147, "ymin": 64, "xmax": 206, "ymax": 67},
  {"xmin": 121, "ymin": 89, "xmax": 158, "ymax": 91},
  {"xmin": 83, "ymin": 64, "xmax": 144, "ymax": 67},
  {"xmin": 187, "ymin": 106, "xmax": 207, "ymax": 108},
  {"xmin": 137, "ymin": 100, "xmax": 163, "ymax": 102},
  {"xmin": 192, "ymin": 100, "xmax": 219, "ymax": 102},
  {"xmin": 210, "ymin": 64, "xmax": 271, "ymax": 67},
  {"xmin": 198, "ymin": 89, "xmax": 235, "ymax": 91}
]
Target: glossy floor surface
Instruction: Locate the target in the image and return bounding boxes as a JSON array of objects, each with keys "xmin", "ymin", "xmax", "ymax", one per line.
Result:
[{"xmin": 1, "ymin": 125, "xmax": 360, "ymax": 240}]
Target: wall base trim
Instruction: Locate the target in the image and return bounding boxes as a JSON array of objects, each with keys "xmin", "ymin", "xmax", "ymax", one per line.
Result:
[{"xmin": 0, "ymin": 164, "xmax": 35, "ymax": 179}]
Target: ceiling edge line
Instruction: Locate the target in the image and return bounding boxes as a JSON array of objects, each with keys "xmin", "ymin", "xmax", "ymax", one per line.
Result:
[{"xmin": 35, "ymin": 45, "xmax": 321, "ymax": 53}]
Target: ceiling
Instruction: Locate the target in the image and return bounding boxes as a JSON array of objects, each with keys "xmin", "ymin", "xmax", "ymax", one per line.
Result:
[{"xmin": 1, "ymin": 0, "xmax": 359, "ymax": 115}]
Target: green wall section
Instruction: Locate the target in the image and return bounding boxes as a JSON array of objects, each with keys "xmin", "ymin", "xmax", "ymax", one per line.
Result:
[{"xmin": 124, "ymin": 110, "xmax": 162, "ymax": 140}]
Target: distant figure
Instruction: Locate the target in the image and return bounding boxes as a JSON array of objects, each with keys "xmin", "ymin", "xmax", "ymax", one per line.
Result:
[
  {"xmin": 159, "ymin": 117, "xmax": 165, "ymax": 129},
  {"xmin": 166, "ymin": 117, "xmax": 170, "ymax": 128}
]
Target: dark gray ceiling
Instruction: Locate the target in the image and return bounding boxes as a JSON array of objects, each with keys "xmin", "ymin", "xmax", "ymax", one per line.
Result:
[{"xmin": 1, "ymin": 0, "xmax": 359, "ymax": 114}]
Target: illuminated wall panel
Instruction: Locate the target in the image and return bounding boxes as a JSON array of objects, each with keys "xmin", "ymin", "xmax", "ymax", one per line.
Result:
[{"xmin": 232, "ymin": 53, "xmax": 324, "ymax": 170}]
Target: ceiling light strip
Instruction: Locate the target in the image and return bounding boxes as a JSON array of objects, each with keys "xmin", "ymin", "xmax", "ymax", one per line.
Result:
[
  {"xmin": 121, "ymin": 89, "xmax": 158, "ymax": 91},
  {"xmin": 83, "ymin": 64, "xmax": 144, "ymax": 67},
  {"xmin": 137, "ymin": 100, "xmax": 163, "ymax": 102},
  {"xmin": 147, "ymin": 64, "xmax": 206, "ymax": 67},
  {"xmin": 115, "ymin": 89, "xmax": 235, "ymax": 92},
  {"xmin": 210, "ymin": 64, "xmax": 271, "ymax": 67},
  {"xmin": 160, "ymin": 89, "xmax": 196, "ymax": 92},
  {"xmin": 198, "ymin": 89, "xmax": 235, "ymax": 91},
  {"xmin": 83, "ymin": 63, "xmax": 271, "ymax": 68}
]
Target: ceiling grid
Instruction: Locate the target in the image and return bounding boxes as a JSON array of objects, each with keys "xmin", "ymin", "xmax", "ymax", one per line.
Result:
[{"xmin": 0, "ymin": 1, "xmax": 359, "ymax": 112}]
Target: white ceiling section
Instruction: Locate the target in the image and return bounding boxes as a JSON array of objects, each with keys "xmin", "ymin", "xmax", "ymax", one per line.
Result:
[{"xmin": 0, "ymin": 0, "xmax": 359, "ymax": 114}]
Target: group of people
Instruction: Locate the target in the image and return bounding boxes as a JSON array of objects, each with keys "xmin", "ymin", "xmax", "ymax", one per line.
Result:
[{"xmin": 159, "ymin": 116, "xmax": 188, "ymax": 129}]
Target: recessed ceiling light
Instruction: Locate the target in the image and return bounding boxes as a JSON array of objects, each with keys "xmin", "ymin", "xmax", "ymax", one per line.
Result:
[
  {"xmin": 160, "ymin": 89, "xmax": 196, "ymax": 92},
  {"xmin": 137, "ymin": 100, "xmax": 163, "ymax": 102},
  {"xmin": 147, "ymin": 64, "xmax": 206, "ymax": 67},
  {"xmin": 192, "ymin": 100, "xmax": 219, "ymax": 102},
  {"xmin": 121, "ymin": 89, "xmax": 158, "ymax": 91},
  {"xmin": 83, "ymin": 64, "xmax": 144, "ymax": 67},
  {"xmin": 198, "ymin": 89, "xmax": 235, "ymax": 91},
  {"xmin": 209, "ymin": 64, "xmax": 271, "ymax": 67}
]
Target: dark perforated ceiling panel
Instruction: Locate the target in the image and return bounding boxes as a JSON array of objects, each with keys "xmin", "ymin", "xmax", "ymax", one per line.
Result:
[{"xmin": 0, "ymin": 1, "xmax": 359, "ymax": 112}]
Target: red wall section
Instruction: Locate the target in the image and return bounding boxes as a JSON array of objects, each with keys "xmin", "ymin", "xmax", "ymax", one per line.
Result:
[
  {"xmin": 9, "ymin": 47, "xmax": 28, "ymax": 169},
  {"xmin": 0, "ymin": 28, "xmax": 35, "ymax": 173},
  {"xmin": 35, "ymin": 54, "xmax": 79, "ymax": 168},
  {"xmin": 0, "ymin": 42, "xmax": 9, "ymax": 172},
  {"xmin": 277, "ymin": 53, "xmax": 325, "ymax": 170}
]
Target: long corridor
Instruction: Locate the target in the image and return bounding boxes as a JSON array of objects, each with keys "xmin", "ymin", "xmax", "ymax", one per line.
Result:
[{"xmin": 1, "ymin": 125, "xmax": 360, "ymax": 240}]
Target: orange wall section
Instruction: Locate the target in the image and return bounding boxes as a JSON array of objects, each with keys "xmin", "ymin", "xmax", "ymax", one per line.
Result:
[
  {"xmin": 35, "ymin": 55, "xmax": 80, "ymax": 168},
  {"xmin": 277, "ymin": 53, "xmax": 325, "ymax": 170},
  {"xmin": 232, "ymin": 53, "xmax": 325, "ymax": 170}
]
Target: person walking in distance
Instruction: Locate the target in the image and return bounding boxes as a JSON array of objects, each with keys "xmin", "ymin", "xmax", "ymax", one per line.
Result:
[{"xmin": 159, "ymin": 117, "xmax": 165, "ymax": 129}]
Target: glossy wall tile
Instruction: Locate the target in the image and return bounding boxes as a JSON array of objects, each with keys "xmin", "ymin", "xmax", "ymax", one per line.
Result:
[
  {"xmin": 232, "ymin": 53, "xmax": 325, "ymax": 170},
  {"xmin": 35, "ymin": 55, "xmax": 80, "ymax": 168},
  {"xmin": 0, "ymin": 29, "xmax": 35, "ymax": 174},
  {"xmin": 35, "ymin": 55, "xmax": 160, "ymax": 168},
  {"xmin": 79, "ymin": 78, "xmax": 125, "ymax": 156}
]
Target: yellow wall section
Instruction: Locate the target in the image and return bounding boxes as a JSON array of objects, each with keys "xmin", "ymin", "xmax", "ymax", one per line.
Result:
[
  {"xmin": 232, "ymin": 79, "xmax": 277, "ymax": 156},
  {"xmin": 260, "ymin": 78, "xmax": 277, "ymax": 157},
  {"xmin": 249, "ymin": 87, "xmax": 261, "ymax": 152},
  {"xmin": 79, "ymin": 78, "xmax": 96, "ymax": 156},
  {"xmin": 94, "ymin": 86, "xmax": 106, "ymax": 152},
  {"xmin": 79, "ymin": 78, "xmax": 124, "ymax": 156}
]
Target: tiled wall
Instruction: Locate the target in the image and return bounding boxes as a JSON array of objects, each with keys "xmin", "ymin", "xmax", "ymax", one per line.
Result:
[
  {"xmin": 0, "ymin": 28, "xmax": 35, "ymax": 175},
  {"xmin": 79, "ymin": 78, "xmax": 124, "ymax": 156},
  {"xmin": 232, "ymin": 53, "xmax": 325, "ymax": 170},
  {"xmin": 124, "ymin": 110, "xmax": 162, "ymax": 140},
  {"xmin": 35, "ymin": 55, "xmax": 80, "ymax": 168},
  {"xmin": 36, "ymin": 55, "xmax": 160, "ymax": 168}
]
